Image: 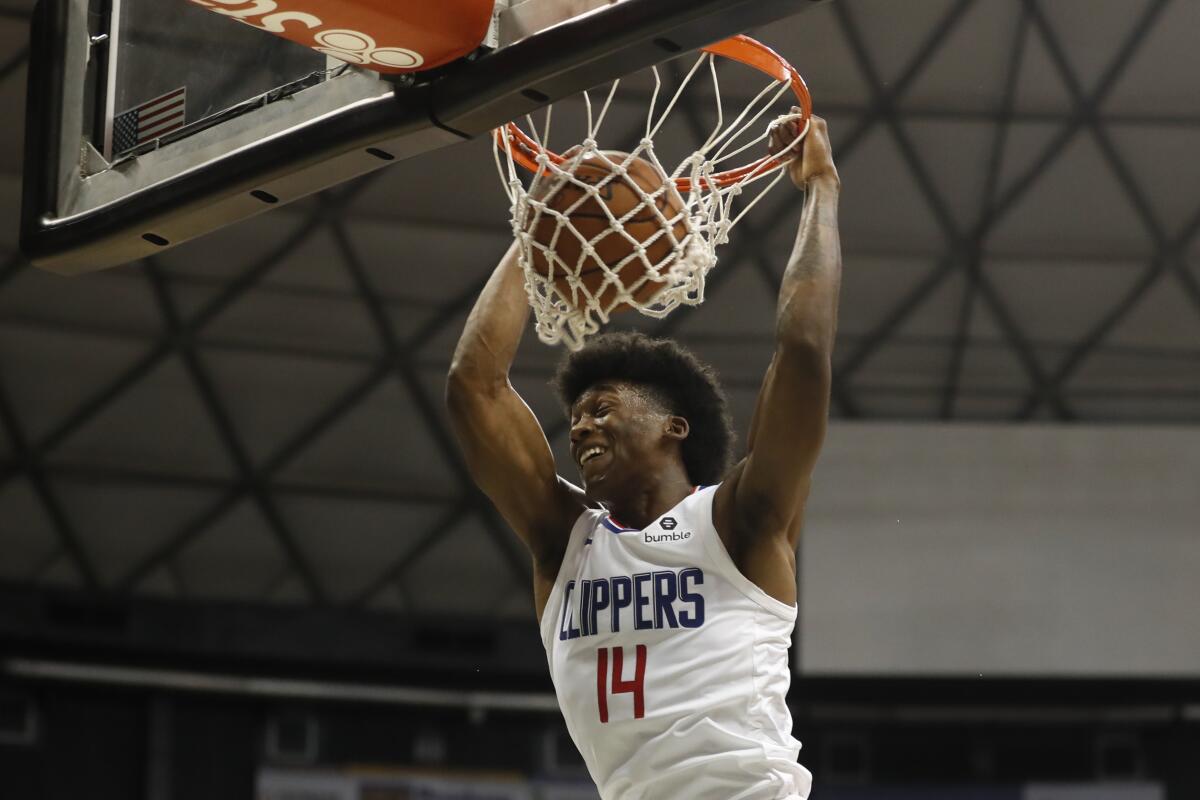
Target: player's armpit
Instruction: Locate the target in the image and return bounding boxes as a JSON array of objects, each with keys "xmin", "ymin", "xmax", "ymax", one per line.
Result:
[{"xmin": 446, "ymin": 373, "xmax": 585, "ymax": 569}]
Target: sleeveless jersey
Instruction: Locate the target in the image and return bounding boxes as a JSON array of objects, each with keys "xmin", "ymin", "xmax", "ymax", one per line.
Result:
[{"xmin": 539, "ymin": 485, "xmax": 812, "ymax": 800}]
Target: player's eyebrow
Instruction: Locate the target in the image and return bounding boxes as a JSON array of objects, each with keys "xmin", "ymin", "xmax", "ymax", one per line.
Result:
[{"xmin": 570, "ymin": 385, "xmax": 621, "ymax": 417}]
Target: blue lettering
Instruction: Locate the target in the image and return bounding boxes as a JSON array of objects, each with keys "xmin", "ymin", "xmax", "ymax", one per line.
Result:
[
  {"xmin": 560, "ymin": 581, "xmax": 581, "ymax": 640},
  {"xmin": 590, "ymin": 579, "xmax": 610, "ymax": 635},
  {"xmin": 653, "ymin": 571, "xmax": 679, "ymax": 628},
  {"xmin": 579, "ymin": 579, "xmax": 592, "ymax": 637},
  {"xmin": 633, "ymin": 573, "xmax": 653, "ymax": 630},
  {"xmin": 678, "ymin": 568, "xmax": 705, "ymax": 628},
  {"xmin": 610, "ymin": 576, "xmax": 632, "ymax": 633},
  {"xmin": 563, "ymin": 568, "xmax": 705, "ymax": 639}
]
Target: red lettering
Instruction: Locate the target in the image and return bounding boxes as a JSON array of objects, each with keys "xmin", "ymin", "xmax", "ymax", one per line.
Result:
[
  {"xmin": 597, "ymin": 647, "xmax": 609, "ymax": 723},
  {"xmin": 596, "ymin": 645, "xmax": 647, "ymax": 723}
]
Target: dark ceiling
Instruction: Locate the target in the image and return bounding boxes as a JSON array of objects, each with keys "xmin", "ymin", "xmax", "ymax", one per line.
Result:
[{"xmin": 0, "ymin": 0, "xmax": 1197, "ymax": 639}]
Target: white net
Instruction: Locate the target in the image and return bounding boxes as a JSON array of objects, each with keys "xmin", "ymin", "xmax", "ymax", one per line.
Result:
[{"xmin": 495, "ymin": 48, "xmax": 809, "ymax": 349}]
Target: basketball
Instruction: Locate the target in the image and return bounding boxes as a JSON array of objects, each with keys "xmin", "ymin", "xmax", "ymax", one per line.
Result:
[{"xmin": 525, "ymin": 149, "xmax": 689, "ymax": 312}]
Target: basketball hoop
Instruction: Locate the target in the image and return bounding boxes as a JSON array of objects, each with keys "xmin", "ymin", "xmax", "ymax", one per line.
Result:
[
  {"xmin": 495, "ymin": 35, "xmax": 812, "ymax": 349},
  {"xmin": 499, "ymin": 36, "xmax": 811, "ymax": 191}
]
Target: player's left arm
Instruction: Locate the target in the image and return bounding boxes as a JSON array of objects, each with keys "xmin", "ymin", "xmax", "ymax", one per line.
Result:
[{"xmin": 716, "ymin": 114, "xmax": 841, "ymax": 549}]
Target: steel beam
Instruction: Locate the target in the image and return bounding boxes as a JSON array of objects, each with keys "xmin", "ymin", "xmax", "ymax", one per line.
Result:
[
  {"xmin": 143, "ymin": 258, "xmax": 328, "ymax": 604},
  {"xmin": 0, "ymin": 193, "xmax": 349, "ymax": 495},
  {"xmin": 836, "ymin": 1, "xmax": 1070, "ymax": 418},
  {"xmin": 0, "ymin": 375, "xmax": 99, "ymax": 590},
  {"xmin": 831, "ymin": 0, "xmax": 1170, "ymax": 419},
  {"xmin": 1013, "ymin": 0, "xmax": 1179, "ymax": 418},
  {"xmin": 940, "ymin": 10, "xmax": 1029, "ymax": 419},
  {"xmin": 328, "ymin": 216, "xmax": 533, "ymax": 591}
]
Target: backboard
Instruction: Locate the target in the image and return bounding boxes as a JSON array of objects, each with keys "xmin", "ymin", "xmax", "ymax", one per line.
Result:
[{"xmin": 22, "ymin": 0, "xmax": 824, "ymax": 274}]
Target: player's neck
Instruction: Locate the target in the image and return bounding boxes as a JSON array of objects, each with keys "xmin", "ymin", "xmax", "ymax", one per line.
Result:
[{"xmin": 603, "ymin": 465, "xmax": 694, "ymax": 530}]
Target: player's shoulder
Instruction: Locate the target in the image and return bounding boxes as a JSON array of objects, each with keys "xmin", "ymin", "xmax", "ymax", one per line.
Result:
[
  {"xmin": 523, "ymin": 477, "xmax": 592, "ymax": 572},
  {"xmin": 553, "ymin": 476, "xmax": 610, "ymax": 536},
  {"xmin": 678, "ymin": 481, "xmax": 721, "ymax": 509}
]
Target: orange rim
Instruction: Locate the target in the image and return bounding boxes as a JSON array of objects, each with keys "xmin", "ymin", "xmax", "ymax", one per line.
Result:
[{"xmin": 494, "ymin": 34, "xmax": 811, "ymax": 192}]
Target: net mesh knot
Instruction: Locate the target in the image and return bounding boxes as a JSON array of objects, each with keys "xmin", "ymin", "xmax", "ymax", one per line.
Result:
[{"xmin": 496, "ymin": 53, "xmax": 805, "ymax": 349}]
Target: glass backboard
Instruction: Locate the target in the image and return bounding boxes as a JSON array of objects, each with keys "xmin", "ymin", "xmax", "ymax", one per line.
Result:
[
  {"xmin": 104, "ymin": 0, "xmax": 328, "ymax": 160},
  {"xmin": 22, "ymin": 0, "xmax": 824, "ymax": 274}
]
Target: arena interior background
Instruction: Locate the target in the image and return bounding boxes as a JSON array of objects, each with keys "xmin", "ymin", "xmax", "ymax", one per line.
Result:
[{"xmin": 0, "ymin": 0, "xmax": 1198, "ymax": 796}]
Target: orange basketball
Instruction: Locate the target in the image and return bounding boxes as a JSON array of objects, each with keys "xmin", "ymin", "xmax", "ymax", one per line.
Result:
[{"xmin": 526, "ymin": 150, "xmax": 688, "ymax": 312}]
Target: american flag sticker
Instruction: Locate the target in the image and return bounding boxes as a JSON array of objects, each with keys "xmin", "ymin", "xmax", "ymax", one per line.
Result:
[{"xmin": 112, "ymin": 87, "xmax": 187, "ymax": 154}]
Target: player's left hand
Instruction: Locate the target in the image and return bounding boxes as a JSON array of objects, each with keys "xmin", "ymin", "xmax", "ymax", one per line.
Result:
[{"xmin": 769, "ymin": 110, "xmax": 839, "ymax": 191}]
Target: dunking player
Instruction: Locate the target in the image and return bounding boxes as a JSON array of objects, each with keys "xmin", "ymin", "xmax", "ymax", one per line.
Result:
[{"xmin": 447, "ymin": 113, "xmax": 840, "ymax": 800}]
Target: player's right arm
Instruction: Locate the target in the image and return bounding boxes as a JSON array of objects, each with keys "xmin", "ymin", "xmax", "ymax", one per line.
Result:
[{"xmin": 446, "ymin": 243, "xmax": 586, "ymax": 584}]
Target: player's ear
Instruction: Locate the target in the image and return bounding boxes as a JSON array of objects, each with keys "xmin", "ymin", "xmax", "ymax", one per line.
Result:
[{"xmin": 665, "ymin": 415, "xmax": 689, "ymax": 441}]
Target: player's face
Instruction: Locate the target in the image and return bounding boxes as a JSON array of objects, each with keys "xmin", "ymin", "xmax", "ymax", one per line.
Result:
[{"xmin": 569, "ymin": 382, "xmax": 667, "ymax": 491}]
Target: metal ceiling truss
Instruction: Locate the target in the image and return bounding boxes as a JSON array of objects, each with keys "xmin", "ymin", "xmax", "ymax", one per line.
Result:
[
  {"xmin": 938, "ymin": 9, "xmax": 1028, "ymax": 420},
  {"xmin": 1, "ymin": 0, "xmax": 1198, "ymax": 613},
  {"xmin": 3, "ymin": 180, "xmax": 376, "ymax": 595},
  {"xmin": 1012, "ymin": 0, "xmax": 1200, "ymax": 417},
  {"xmin": 0, "ymin": 369, "xmax": 100, "ymax": 590},
  {"xmin": 837, "ymin": 0, "xmax": 1067, "ymax": 419},
  {"xmin": 829, "ymin": 0, "xmax": 1183, "ymax": 421},
  {"xmin": 142, "ymin": 257, "xmax": 329, "ymax": 603},
  {"xmin": 326, "ymin": 211, "xmax": 532, "ymax": 590},
  {"xmin": 1, "ymin": 171, "xmax": 530, "ymax": 602},
  {"xmin": 115, "ymin": 251, "xmax": 530, "ymax": 603}
]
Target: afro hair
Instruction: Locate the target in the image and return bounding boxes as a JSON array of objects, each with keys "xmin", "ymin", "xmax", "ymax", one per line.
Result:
[{"xmin": 553, "ymin": 332, "xmax": 735, "ymax": 486}]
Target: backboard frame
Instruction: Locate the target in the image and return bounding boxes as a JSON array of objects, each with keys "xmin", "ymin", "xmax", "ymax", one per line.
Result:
[{"xmin": 22, "ymin": 0, "xmax": 825, "ymax": 274}]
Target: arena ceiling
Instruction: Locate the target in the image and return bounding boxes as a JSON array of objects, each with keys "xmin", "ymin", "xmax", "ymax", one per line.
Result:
[{"xmin": 0, "ymin": 0, "xmax": 1197, "ymax": 658}]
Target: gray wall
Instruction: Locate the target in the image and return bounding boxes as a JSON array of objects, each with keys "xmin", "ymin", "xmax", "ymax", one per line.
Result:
[{"xmin": 801, "ymin": 422, "xmax": 1200, "ymax": 676}]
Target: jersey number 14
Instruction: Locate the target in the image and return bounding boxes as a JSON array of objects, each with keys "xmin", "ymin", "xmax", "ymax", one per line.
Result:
[{"xmin": 597, "ymin": 645, "xmax": 647, "ymax": 723}]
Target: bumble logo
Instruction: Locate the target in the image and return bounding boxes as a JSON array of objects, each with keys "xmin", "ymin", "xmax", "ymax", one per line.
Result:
[{"xmin": 645, "ymin": 517, "xmax": 690, "ymax": 544}]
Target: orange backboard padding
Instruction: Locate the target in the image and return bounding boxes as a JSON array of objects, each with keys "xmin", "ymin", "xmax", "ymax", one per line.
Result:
[{"xmin": 186, "ymin": 0, "xmax": 496, "ymax": 74}]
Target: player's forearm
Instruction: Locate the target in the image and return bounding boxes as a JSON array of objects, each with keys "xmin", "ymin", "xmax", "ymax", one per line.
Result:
[
  {"xmin": 448, "ymin": 243, "xmax": 531, "ymax": 390},
  {"xmin": 776, "ymin": 176, "xmax": 842, "ymax": 353}
]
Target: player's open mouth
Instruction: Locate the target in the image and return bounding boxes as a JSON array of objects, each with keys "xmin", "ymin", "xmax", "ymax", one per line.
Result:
[{"xmin": 579, "ymin": 445, "xmax": 607, "ymax": 466}]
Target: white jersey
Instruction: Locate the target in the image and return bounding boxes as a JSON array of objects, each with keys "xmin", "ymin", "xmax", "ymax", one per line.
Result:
[{"xmin": 540, "ymin": 484, "xmax": 812, "ymax": 800}]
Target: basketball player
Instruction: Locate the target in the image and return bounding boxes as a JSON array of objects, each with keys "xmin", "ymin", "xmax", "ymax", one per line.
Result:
[{"xmin": 446, "ymin": 112, "xmax": 840, "ymax": 800}]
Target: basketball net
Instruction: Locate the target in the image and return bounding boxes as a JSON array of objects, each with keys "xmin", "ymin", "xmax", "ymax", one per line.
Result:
[{"xmin": 495, "ymin": 42, "xmax": 809, "ymax": 350}]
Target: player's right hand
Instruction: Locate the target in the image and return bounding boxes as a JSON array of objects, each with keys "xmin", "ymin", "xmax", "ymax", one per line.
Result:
[{"xmin": 769, "ymin": 111, "xmax": 839, "ymax": 191}]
